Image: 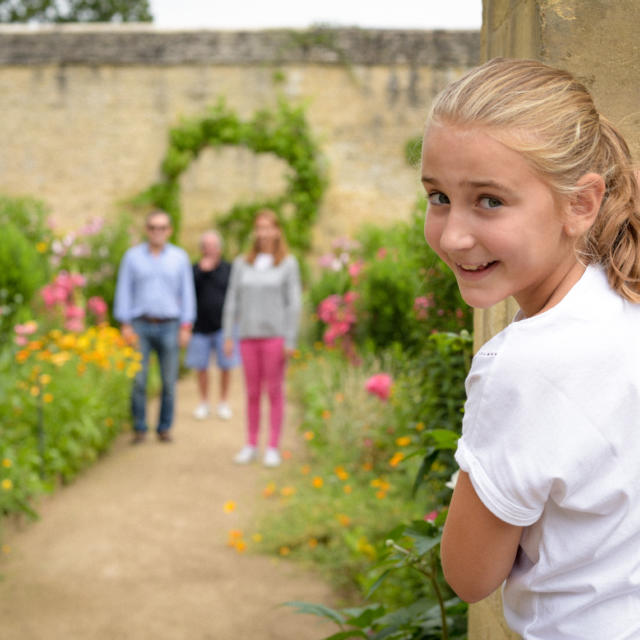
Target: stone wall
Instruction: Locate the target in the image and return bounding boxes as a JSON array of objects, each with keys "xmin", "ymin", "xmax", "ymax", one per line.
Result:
[
  {"xmin": 0, "ymin": 25, "xmax": 479, "ymax": 251},
  {"xmin": 472, "ymin": 1, "xmax": 639, "ymax": 638}
]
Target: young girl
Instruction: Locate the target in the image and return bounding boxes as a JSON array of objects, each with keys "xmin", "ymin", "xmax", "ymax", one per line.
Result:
[
  {"xmin": 422, "ymin": 58, "xmax": 640, "ymax": 638},
  {"xmin": 222, "ymin": 209, "xmax": 302, "ymax": 467}
]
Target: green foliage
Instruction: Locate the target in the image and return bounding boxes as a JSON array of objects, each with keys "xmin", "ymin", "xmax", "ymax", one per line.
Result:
[
  {"xmin": 0, "ymin": 325, "xmax": 138, "ymax": 531},
  {"xmin": 404, "ymin": 135, "xmax": 423, "ymax": 168},
  {"xmin": 137, "ymin": 98, "xmax": 327, "ymax": 252},
  {"xmin": 0, "ymin": 222, "xmax": 48, "ymax": 334},
  {"xmin": 0, "ymin": 0, "xmax": 152, "ymax": 23}
]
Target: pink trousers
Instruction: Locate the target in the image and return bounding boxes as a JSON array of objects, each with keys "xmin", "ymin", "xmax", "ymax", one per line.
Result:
[{"xmin": 239, "ymin": 337, "xmax": 286, "ymax": 448}]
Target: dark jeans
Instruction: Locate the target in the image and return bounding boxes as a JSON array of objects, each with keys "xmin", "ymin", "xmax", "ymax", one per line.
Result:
[{"xmin": 131, "ymin": 318, "xmax": 180, "ymax": 434}]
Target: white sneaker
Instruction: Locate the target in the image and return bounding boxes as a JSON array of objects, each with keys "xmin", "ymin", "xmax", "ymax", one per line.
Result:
[
  {"xmin": 216, "ymin": 402, "xmax": 233, "ymax": 420},
  {"xmin": 193, "ymin": 403, "xmax": 211, "ymax": 420},
  {"xmin": 263, "ymin": 447, "xmax": 281, "ymax": 468},
  {"xmin": 233, "ymin": 445, "xmax": 257, "ymax": 464}
]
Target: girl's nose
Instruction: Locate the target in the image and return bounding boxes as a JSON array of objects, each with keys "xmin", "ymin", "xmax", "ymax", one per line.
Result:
[{"xmin": 439, "ymin": 210, "xmax": 475, "ymax": 253}]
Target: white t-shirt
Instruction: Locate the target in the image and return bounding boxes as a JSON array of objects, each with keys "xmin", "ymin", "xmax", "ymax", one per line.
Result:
[{"xmin": 455, "ymin": 265, "xmax": 640, "ymax": 639}]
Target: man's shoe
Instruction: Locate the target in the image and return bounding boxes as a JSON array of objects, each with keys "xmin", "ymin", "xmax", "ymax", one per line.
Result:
[
  {"xmin": 216, "ymin": 402, "xmax": 232, "ymax": 420},
  {"xmin": 131, "ymin": 431, "xmax": 146, "ymax": 445},
  {"xmin": 157, "ymin": 430, "xmax": 173, "ymax": 443},
  {"xmin": 193, "ymin": 403, "xmax": 211, "ymax": 420},
  {"xmin": 233, "ymin": 445, "xmax": 257, "ymax": 464}
]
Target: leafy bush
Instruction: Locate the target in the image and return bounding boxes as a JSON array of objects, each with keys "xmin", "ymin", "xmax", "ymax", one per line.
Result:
[{"xmin": 0, "ymin": 222, "xmax": 48, "ymax": 334}]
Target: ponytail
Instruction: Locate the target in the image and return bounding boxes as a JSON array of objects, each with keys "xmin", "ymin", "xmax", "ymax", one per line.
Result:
[{"xmin": 582, "ymin": 118, "xmax": 640, "ymax": 301}]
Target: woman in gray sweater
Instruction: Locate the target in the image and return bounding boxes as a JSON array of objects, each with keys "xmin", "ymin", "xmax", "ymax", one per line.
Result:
[{"xmin": 223, "ymin": 209, "xmax": 302, "ymax": 467}]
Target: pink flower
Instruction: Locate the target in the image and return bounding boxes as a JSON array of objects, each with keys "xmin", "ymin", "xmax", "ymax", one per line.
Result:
[
  {"xmin": 14, "ymin": 321, "xmax": 38, "ymax": 336},
  {"xmin": 413, "ymin": 295, "xmax": 434, "ymax": 320},
  {"xmin": 365, "ymin": 373, "xmax": 393, "ymax": 401},
  {"xmin": 318, "ymin": 295, "xmax": 340, "ymax": 323},
  {"xmin": 348, "ymin": 260, "xmax": 364, "ymax": 280},
  {"xmin": 317, "ymin": 253, "xmax": 335, "ymax": 269},
  {"xmin": 343, "ymin": 291, "xmax": 359, "ymax": 304},
  {"xmin": 424, "ymin": 510, "xmax": 438, "ymax": 522},
  {"xmin": 64, "ymin": 318, "xmax": 84, "ymax": 332},
  {"xmin": 65, "ymin": 305, "xmax": 85, "ymax": 320},
  {"xmin": 376, "ymin": 247, "xmax": 388, "ymax": 260},
  {"xmin": 87, "ymin": 296, "xmax": 108, "ymax": 317}
]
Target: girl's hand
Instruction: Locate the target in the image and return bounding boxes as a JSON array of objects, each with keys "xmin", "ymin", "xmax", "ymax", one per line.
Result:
[
  {"xmin": 223, "ymin": 338, "xmax": 234, "ymax": 358},
  {"xmin": 121, "ymin": 324, "xmax": 137, "ymax": 346}
]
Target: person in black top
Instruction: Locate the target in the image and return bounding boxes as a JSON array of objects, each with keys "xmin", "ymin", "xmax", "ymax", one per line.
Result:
[{"xmin": 185, "ymin": 230, "xmax": 239, "ymax": 420}]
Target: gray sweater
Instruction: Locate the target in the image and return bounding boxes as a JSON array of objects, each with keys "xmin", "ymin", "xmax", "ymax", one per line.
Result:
[{"xmin": 222, "ymin": 254, "xmax": 302, "ymax": 349}]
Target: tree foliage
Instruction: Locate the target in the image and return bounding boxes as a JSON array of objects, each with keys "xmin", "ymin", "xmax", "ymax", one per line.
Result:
[{"xmin": 0, "ymin": 0, "xmax": 152, "ymax": 23}]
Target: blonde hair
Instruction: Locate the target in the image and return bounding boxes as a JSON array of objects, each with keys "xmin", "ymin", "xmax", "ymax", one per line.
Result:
[
  {"xmin": 246, "ymin": 209, "xmax": 289, "ymax": 266},
  {"xmin": 427, "ymin": 57, "xmax": 640, "ymax": 301}
]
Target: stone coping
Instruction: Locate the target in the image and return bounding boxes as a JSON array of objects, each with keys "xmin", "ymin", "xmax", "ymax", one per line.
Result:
[{"xmin": 0, "ymin": 25, "xmax": 479, "ymax": 66}]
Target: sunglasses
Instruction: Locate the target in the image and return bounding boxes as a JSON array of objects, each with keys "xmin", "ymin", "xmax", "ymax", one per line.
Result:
[{"xmin": 147, "ymin": 224, "xmax": 170, "ymax": 231}]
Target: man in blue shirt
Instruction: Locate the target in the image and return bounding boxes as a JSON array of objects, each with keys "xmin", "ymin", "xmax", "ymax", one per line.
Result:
[{"xmin": 114, "ymin": 210, "xmax": 196, "ymax": 443}]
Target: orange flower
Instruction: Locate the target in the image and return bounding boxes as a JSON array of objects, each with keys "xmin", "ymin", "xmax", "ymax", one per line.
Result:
[
  {"xmin": 282, "ymin": 449, "xmax": 293, "ymax": 460},
  {"xmin": 280, "ymin": 486, "xmax": 296, "ymax": 497},
  {"xmin": 343, "ymin": 485, "xmax": 352, "ymax": 495},
  {"xmin": 334, "ymin": 392, "xmax": 344, "ymax": 403},
  {"xmin": 362, "ymin": 462, "xmax": 373, "ymax": 472},
  {"xmin": 321, "ymin": 409, "xmax": 331, "ymax": 420},
  {"xmin": 304, "ymin": 431, "xmax": 315, "ymax": 441},
  {"xmin": 279, "ymin": 546, "xmax": 291, "ymax": 556},
  {"xmin": 312, "ymin": 476, "xmax": 324, "ymax": 489},
  {"xmin": 300, "ymin": 464, "xmax": 311, "ymax": 475},
  {"xmin": 234, "ymin": 540, "xmax": 247, "ymax": 553},
  {"xmin": 227, "ymin": 529, "xmax": 243, "ymax": 546},
  {"xmin": 334, "ymin": 465, "xmax": 349, "ymax": 481},
  {"xmin": 223, "ymin": 500, "xmax": 236, "ymax": 513},
  {"xmin": 389, "ymin": 452, "xmax": 405, "ymax": 467},
  {"xmin": 308, "ymin": 538, "xmax": 318, "ymax": 549},
  {"xmin": 262, "ymin": 482, "xmax": 277, "ymax": 498},
  {"xmin": 1, "ymin": 544, "xmax": 10, "ymax": 555},
  {"xmin": 395, "ymin": 436, "xmax": 411, "ymax": 447},
  {"xmin": 336, "ymin": 513, "xmax": 351, "ymax": 527},
  {"xmin": 376, "ymin": 491, "xmax": 387, "ymax": 500}
]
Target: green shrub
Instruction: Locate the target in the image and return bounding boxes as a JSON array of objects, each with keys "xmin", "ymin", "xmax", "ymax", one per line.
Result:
[{"xmin": 0, "ymin": 222, "xmax": 48, "ymax": 333}]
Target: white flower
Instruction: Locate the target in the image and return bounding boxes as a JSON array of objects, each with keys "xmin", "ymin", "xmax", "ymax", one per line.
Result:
[{"xmin": 445, "ymin": 470, "xmax": 460, "ymax": 491}]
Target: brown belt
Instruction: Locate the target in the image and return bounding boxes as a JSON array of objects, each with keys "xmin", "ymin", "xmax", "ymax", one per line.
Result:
[{"xmin": 137, "ymin": 316, "xmax": 177, "ymax": 324}]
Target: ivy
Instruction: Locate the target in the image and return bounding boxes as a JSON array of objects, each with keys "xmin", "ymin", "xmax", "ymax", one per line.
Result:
[{"xmin": 136, "ymin": 98, "xmax": 327, "ymax": 253}]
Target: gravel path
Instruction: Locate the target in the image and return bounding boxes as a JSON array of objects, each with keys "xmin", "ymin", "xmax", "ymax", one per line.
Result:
[{"xmin": 0, "ymin": 373, "xmax": 335, "ymax": 639}]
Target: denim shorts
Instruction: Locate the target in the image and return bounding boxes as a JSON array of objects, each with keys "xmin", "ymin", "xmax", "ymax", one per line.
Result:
[{"xmin": 185, "ymin": 329, "xmax": 241, "ymax": 371}]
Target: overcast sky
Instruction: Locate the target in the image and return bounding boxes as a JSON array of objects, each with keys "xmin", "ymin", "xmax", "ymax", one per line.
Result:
[{"xmin": 148, "ymin": 0, "xmax": 483, "ymax": 30}]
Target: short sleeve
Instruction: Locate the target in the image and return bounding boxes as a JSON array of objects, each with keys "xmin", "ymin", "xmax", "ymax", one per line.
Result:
[{"xmin": 455, "ymin": 332, "xmax": 602, "ymax": 528}]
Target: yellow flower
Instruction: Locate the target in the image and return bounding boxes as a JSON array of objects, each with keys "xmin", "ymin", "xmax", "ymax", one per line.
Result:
[
  {"xmin": 343, "ymin": 485, "xmax": 352, "ymax": 495},
  {"xmin": 39, "ymin": 373, "xmax": 52, "ymax": 385},
  {"xmin": 336, "ymin": 513, "xmax": 351, "ymax": 527},
  {"xmin": 1, "ymin": 544, "xmax": 10, "ymax": 555},
  {"xmin": 43, "ymin": 393, "xmax": 54, "ymax": 403},
  {"xmin": 303, "ymin": 431, "xmax": 315, "ymax": 441},
  {"xmin": 312, "ymin": 476, "xmax": 324, "ymax": 489},
  {"xmin": 105, "ymin": 418, "xmax": 114, "ymax": 427},
  {"xmin": 227, "ymin": 529, "xmax": 243, "ymax": 546},
  {"xmin": 415, "ymin": 422, "xmax": 425, "ymax": 432},
  {"xmin": 321, "ymin": 409, "xmax": 331, "ymax": 420},
  {"xmin": 251, "ymin": 533, "xmax": 263, "ymax": 543},
  {"xmin": 313, "ymin": 341, "xmax": 324, "ymax": 350},
  {"xmin": 334, "ymin": 466, "xmax": 349, "ymax": 481},
  {"xmin": 2, "ymin": 478, "xmax": 13, "ymax": 491},
  {"xmin": 300, "ymin": 464, "xmax": 311, "ymax": 475},
  {"xmin": 2, "ymin": 458, "xmax": 12, "ymax": 469},
  {"xmin": 223, "ymin": 500, "xmax": 236, "ymax": 513},
  {"xmin": 30, "ymin": 386, "xmax": 40, "ymax": 397},
  {"xmin": 357, "ymin": 537, "xmax": 376, "ymax": 559},
  {"xmin": 308, "ymin": 538, "xmax": 318, "ymax": 549},
  {"xmin": 234, "ymin": 540, "xmax": 247, "ymax": 553},
  {"xmin": 279, "ymin": 546, "xmax": 291, "ymax": 556},
  {"xmin": 280, "ymin": 486, "xmax": 296, "ymax": 497},
  {"xmin": 376, "ymin": 490, "xmax": 387, "ymax": 500},
  {"xmin": 36, "ymin": 241, "xmax": 48, "ymax": 253},
  {"xmin": 389, "ymin": 452, "xmax": 405, "ymax": 467},
  {"xmin": 395, "ymin": 436, "xmax": 411, "ymax": 447}
]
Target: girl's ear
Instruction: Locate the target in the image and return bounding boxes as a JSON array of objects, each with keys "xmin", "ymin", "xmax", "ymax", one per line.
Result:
[{"xmin": 564, "ymin": 172, "xmax": 606, "ymax": 237}]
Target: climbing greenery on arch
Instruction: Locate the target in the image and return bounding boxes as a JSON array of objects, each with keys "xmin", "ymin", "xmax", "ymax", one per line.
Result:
[{"xmin": 138, "ymin": 98, "xmax": 327, "ymax": 254}]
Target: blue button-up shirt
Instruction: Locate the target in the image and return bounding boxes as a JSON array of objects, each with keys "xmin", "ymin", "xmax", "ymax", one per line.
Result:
[{"xmin": 113, "ymin": 242, "xmax": 196, "ymax": 325}]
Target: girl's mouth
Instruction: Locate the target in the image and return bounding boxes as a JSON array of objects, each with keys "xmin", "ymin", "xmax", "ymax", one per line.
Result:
[{"xmin": 458, "ymin": 261, "xmax": 497, "ymax": 273}]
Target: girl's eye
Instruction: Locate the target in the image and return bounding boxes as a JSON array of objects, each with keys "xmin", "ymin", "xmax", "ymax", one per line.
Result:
[
  {"xmin": 428, "ymin": 192, "xmax": 450, "ymax": 206},
  {"xmin": 479, "ymin": 196, "xmax": 503, "ymax": 209}
]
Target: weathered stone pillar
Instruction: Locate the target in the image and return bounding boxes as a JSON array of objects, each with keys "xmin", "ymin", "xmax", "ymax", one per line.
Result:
[{"xmin": 470, "ymin": 1, "xmax": 640, "ymax": 638}]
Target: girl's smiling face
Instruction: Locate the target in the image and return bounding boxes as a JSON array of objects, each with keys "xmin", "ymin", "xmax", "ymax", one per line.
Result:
[{"xmin": 421, "ymin": 123, "xmax": 583, "ymax": 317}]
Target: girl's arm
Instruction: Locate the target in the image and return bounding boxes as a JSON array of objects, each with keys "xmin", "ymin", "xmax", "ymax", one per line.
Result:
[{"xmin": 441, "ymin": 471, "xmax": 523, "ymax": 603}]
